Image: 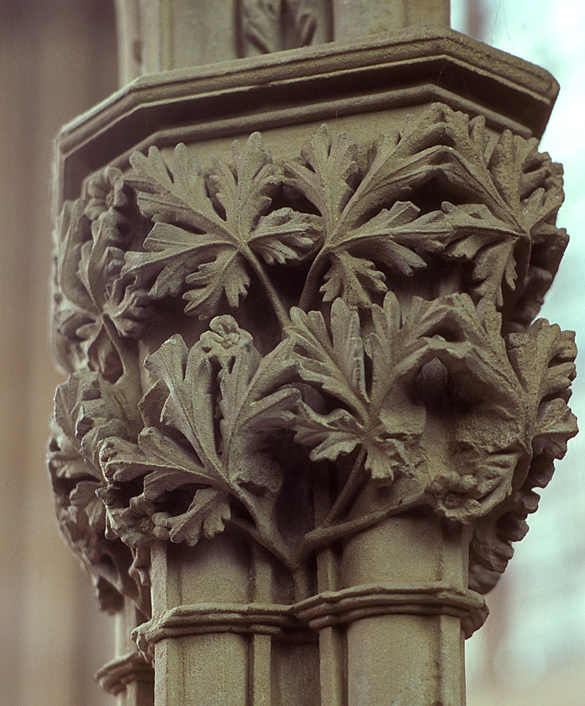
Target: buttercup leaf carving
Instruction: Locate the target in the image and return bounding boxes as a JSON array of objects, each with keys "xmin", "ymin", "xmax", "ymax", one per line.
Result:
[
  {"xmin": 99, "ymin": 316, "xmax": 301, "ymax": 559},
  {"xmin": 318, "ymin": 202, "xmax": 451, "ymax": 306},
  {"xmin": 286, "ymin": 125, "xmax": 359, "ymax": 228},
  {"xmin": 155, "ymin": 488, "xmax": 231, "ymax": 546},
  {"xmin": 291, "ymin": 292, "xmax": 549, "ymax": 524},
  {"xmin": 145, "ymin": 333, "xmax": 221, "ymax": 472},
  {"xmin": 102, "ymin": 428, "xmax": 216, "ymax": 487},
  {"xmin": 128, "ymin": 143, "xmax": 215, "ymax": 228},
  {"xmin": 49, "ymin": 422, "xmax": 144, "ymax": 613},
  {"xmin": 122, "ymin": 136, "xmax": 317, "ymax": 323},
  {"xmin": 54, "ymin": 370, "xmax": 135, "ymax": 471},
  {"xmin": 286, "ymin": 108, "xmax": 535, "ymax": 310},
  {"xmin": 489, "ymin": 130, "xmax": 564, "ymax": 233},
  {"xmin": 507, "ymin": 320, "xmax": 578, "ymax": 459},
  {"xmin": 290, "ymin": 296, "xmax": 427, "ymax": 485},
  {"xmin": 52, "ymin": 180, "xmax": 145, "ymax": 380},
  {"xmin": 101, "ymin": 427, "xmax": 231, "ymax": 546}
]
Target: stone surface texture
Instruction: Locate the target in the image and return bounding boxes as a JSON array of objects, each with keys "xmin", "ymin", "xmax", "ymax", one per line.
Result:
[{"xmin": 49, "ymin": 9, "xmax": 576, "ymax": 706}]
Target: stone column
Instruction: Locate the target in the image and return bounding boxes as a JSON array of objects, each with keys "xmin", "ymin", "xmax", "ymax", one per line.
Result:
[
  {"xmin": 113, "ymin": 0, "xmax": 333, "ymax": 78},
  {"xmin": 333, "ymin": 0, "xmax": 450, "ymax": 40},
  {"xmin": 49, "ymin": 4, "xmax": 577, "ymax": 706}
]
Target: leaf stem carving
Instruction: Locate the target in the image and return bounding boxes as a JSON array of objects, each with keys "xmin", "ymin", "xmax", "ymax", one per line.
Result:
[
  {"xmin": 299, "ymin": 494, "xmax": 425, "ymax": 556},
  {"xmin": 240, "ymin": 242, "xmax": 292, "ymax": 330},
  {"xmin": 322, "ymin": 446, "xmax": 367, "ymax": 526}
]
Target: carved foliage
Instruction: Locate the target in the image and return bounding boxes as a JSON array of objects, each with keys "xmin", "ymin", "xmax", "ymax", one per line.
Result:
[
  {"xmin": 51, "ymin": 104, "xmax": 576, "ymax": 597},
  {"xmin": 242, "ymin": 0, "xmax": 321, "ymax": 54},
  {"xmin": 52, "ymin": 168, "xmax": 148, "ymax": 381},
  {"xmin": 100, "ymin": 318, "xmax": 300, "ymax": 564},
  {"xmin": 49, "ymin": 372, "xmax": 148, "ymax": 612},
  {"xmin": 122, "ymin": 137, "xmax": 318, "ymax": 328},
  {"xmin": 285, "ymin": 108, "xmax": 564, "ymax": 322}
]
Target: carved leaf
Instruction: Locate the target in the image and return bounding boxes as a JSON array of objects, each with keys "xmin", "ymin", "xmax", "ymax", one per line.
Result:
[
  {"xmin": 53, "ymin": 193, "xmax": 142, "ymax": 378},
  {"xmin": 100, "ymin": 428, "xmax": 231, "ymax": 545},
  {"xmin": 290, "ymin": 108, "xmax": 541, "ymax": 310},
  {"xmin": 429, "ymin": 111, "xmax": 511, "ymax": 223},
  {"xmin": 55, "ymin": 199, "xmax": 94, "ymax": 312},
  {"xmin": 69, "ymin": 480, "xmax": 107, "ymax": 532},
  {"xmin": 319, "ymin": 202, "xmax": 452, "ymax": 306},
  {"xmin": 145, "ymin": 334, "xmax": 222, "ymax": 473},
  {"xmin": 49, "ymin": 424, "xmax": 142, "ymax": 613},
  {"xmin": 128, "ymin": 143, "xmax": 215, "ymax": 228},
  {"xmin": 154, "ymin": 488, "xmax": 232, "ymax": 546},
  {"xmin": 532, "ymin": 398, "xmax": 577, "ymax": 458},
  {"xmin": 123, "ymin": 223, "xmax": 250, "ymax": 315},
  {"xmin": 489, "ymin": 130, "xmax": 564, "ymax": 232},
  {"xmin": 285, "ymin": 125, "xmax": 358, "ymax": 230},
  {"xmin": 506, "ymin": 320, "xmax": 578, "ymax": 459},
  {"xmin": 54, "ymin": 371, "xmax": 132, "ymax": 471},
  {"xmin": 53, "ymin": 200, "xmax": 104, "ymax": 373},
  {"xmin": 292, "ymin": 292, "xmax": 533, "ymax": 507},
  {"xmin": 320, "ymin": 252, "xmax": 388, "ymax": 307},
  {"xmin": 287, "ymin": 111, "xmax": 525, "ymax": 309},
  {"xmin": 80, "ymin": 213, "xmax": 146, "ymax": 346},
  {"xmin": 468, "ymin": 319, "xmax": 577, "ymax": 582},
  {"xmin": 49, "ymin": 421, "xmax": 105, "ymax": 533},
  {"xmin": 341, "ymin": 108, "xmax": 502, "ymax": 227},
  {"xmin": 289, "ymin": 302, "xmax": 367, "ymax": 414},
  {"xmin": 123, "ymin": 136, "xmax": 317, "ymax": 319},
  {"xmin": 209, "ymin": 134, "xmax": 278, "ymax": 231},
  {"xmin": 204, "ymin": 317, "xmax": 300, "ymax": 493},
  {"xmin": 441, "ymin": 203, "xmax": 526, "ymax": 307},
  {"xmin": 290, "ymin": 297, "xmax": 425, "ymax": 484},
  {"xmin": 248, "ymin": 207, "xmax": 317, "ymax": 265},
  {"xmin": 101, "ymin": 317, "xmax": 299, "ymax": 548},
  {"xmin": 102, "ymin": 428, "xmax": 217, "ymax": 487}
]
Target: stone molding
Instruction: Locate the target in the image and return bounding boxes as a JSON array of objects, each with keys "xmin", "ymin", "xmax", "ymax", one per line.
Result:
[
  {"xmin": 134, "ymin": 603, "xmax": 313, "ymax": 657},
  {"xmin": 95, "ymin": 650, "xmax": 154, "ymax": 696},
  {"xmin": 54, "ymin": 26, "xmax": 558, "ymax": 204},
  {"xmin": 133, "ymin": 581, "xmax": 486, "ymax": 658},
  {"xmin": 295, "ymin": 582, "xmax": 486, "ymax": 636}
]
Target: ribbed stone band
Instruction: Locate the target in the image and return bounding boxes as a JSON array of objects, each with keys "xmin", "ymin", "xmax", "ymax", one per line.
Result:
[
  {"xmin": 133, "ymin": 603, "xmax": 315, "ymax": 657},
  {"xmin": 133, "ymin": 582, "xmax": 487, "ymax": 657},
  {"xmin": 295, "ymin": 583, "xmax": 488, "ymax": 638},
  {"xmin": 95, "ymin": 650, "xmax": 154, "ymax": 695}
]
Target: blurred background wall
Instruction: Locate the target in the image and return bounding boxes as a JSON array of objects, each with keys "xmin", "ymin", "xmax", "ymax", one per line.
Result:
[
  {"xmin": 456, "ymin": 2, "xmax": 585, "ymax": 704},
  {"xmin": 0, "ymin": 1, "xmax": 583, "ymax": 704},
  {"xmin": 0, "ymin": 2, "xmax": 117, "ymax": 704}
]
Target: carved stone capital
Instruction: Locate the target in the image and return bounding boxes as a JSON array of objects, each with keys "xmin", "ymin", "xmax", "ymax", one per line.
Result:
[
  {"xmin": 50, "ymin": 27, "xmax": 576, "ymax": 706},
  {"xmin": 51, "ymin": 104, "xmax": 576, "ymax": 611}
]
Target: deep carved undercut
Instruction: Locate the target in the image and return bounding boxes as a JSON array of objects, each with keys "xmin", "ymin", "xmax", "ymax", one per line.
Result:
[{"xmin": 50, "ymin": 103, "xmax": 576, "ymax": 624}]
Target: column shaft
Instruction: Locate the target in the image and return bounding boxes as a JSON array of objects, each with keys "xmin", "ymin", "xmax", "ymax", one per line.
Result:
[{"xmin": 342, "ymin": 514, "xmax": 469, "ymax": 706}]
